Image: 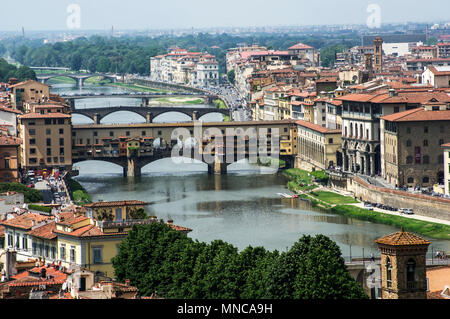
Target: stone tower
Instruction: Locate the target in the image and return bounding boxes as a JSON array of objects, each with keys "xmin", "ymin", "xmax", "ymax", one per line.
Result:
[
  {"xmin": 375, "ymin": 229, "xmax": 430, "ymax": 299},
  {"xmin": 373, "ymin": 37, "xmax": 383, "ymax": 73}
]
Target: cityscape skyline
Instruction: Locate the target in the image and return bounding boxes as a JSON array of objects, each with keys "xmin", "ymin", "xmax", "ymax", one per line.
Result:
[{"xmin": 0, "ymin": 0, "xmax": 449, "ymax": 32}]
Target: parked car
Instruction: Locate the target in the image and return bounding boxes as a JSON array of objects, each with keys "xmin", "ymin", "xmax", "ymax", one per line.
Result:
[
  {"xmin": 27, "ymin": 183, "xmax": 35, "ymax": 188},
  {"xmin": 364, "ymin": 203, "xmax": 374, "ymax": 210},
  {"xmin": 399, "ymin": 208, "xmax": 414, "ymax": 215}
]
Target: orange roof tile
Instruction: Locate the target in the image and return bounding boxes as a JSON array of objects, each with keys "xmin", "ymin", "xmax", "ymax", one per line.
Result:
[
  {"xmin": 18, "ymin": 112, "xmax": 71, "ymax": 119},
  {"xmin": 27, "ymin": 221, "xmax": 57, "ymax": 240},
  {"xmin": 381, "ymin": 108, "xmax": 450, "ymax": 122},
  {"xmin": 1, "ymin": 213, "xmax": 52, "ymax": 230},
  {"xmin": 296, "ymin": 120, "xmax": 341, "ymax": 134},
  {"xmin": 375, "ymin": 230, "xmax": 431, "ymax": 246}
]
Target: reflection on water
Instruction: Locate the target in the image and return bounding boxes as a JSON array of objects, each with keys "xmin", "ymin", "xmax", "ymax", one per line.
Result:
[{"xmin": 58, "ymin": 83, "xmax": 450, "ymax": 256}]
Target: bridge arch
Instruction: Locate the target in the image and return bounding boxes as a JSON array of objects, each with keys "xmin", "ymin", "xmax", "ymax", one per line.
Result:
[
  {"xmin": 99, "ymin": 110, "xmax": 147, "ymax": 124},
  {"xmin": 72, "ymin": 113, "xmax": 95, "ymax": 125},
  {"xmin": 152, "ymin": 111, "xmax": 192, "ymax": 123},
  {"xmin": 72, "ymin": 159, "xmax": 125, "ymax": 174}
]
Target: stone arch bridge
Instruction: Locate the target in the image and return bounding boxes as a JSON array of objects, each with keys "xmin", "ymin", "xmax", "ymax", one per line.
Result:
[
  {"xmin": 36, "ymin": 73, "xmax": 116, "ymax": 87},
  {"xmin": 71, "ymin": 106, "xmax": 230, "ymax": 124}
]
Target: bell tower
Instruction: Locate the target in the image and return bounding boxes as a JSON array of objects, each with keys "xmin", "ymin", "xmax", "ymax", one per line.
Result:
[
  {"xmin": 375, "ymin": 228, "xmax": 430, "ymax": 299},
  {"xmin": 373, "ymin": 37, "xmax": 383, "ymax": 73}
]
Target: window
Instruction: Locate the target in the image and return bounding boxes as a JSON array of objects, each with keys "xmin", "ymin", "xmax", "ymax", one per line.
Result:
[
  {"xmin": 93, "ymin": 247, "xmax": 103, "ymax": 264},
  {"xmin": 47, "ymin": 157, "xmax": 51, "ymax": 163},
  {"xmin": 30, "ymin": 148, "xmax": 36, "ymax": 155},
  {"xmin": 38, "ymin": 244, "xmax": 43, "ymax": 256},
  {"xmin": 158, "ymin": 131, "xmax": 162, "ymax": 136},
  {"xmin": 422, "ymin": 176, "xmax": 429, "ymax": 183},
  {"xmin": 423, "ymin": 155, "xmax": 429, "ymax": 164},
  {"xmin": 46, "ymin": 138, "xmax": 51, "ymax": 146},
  {"xmin": 126, "ymin": 131, "xmax": 130, "ymax": 136},
  {"xmin": 439, "ymin": 139, "xmax": 444, "ymax": 146},
  {"xmin": 54, "ymin": 157, "xmax": 58, "ymax": 163},
  {"xmin": 59, "ymin": 128, "xmax": 64, "ymax": 134},
  {"xmin": 60, "ymin": 157, "xmax": 65, "ymax": 163},
  {"xmin": 386, "ymin": 258, "xmax": 392, "ymax": 288},
  {"xmin": 29, "ymin": 139, "xmax": 36, "ymax": 145},
  {"xmin": 394, "ymin": 106, "xmax": 399, "ymax": 113},
  {"xmin": 29, "ymin": 158, "xmax": 37, "ymax": 164},
  {"xmin": 115, "ymin": 208, "xmax": 123, "ymax": 221},
  {"xmin": 59, "ymin": 138, "xmax": 64, "ymax": 146},
  {"xmin": 406, "ymin": 259, "xmax": 416, "ymax": 289},
  {"xmin": 15, "ymin": 234, "xmax": 20, "ymax": 249},
  {"xmin": 60, "ymin": 245, "xmax": 66, "ymax": 261},
  {"xmin": 51, "ymin": 246, "xmax": 56, "ymax": 259},
  {"xmin": 46, "ymin": 128, "xmax": 51, "ymax": 135},
  {"xmin": 424, "ymin": 127, "xmax": 428, "ymax": 133},
  {"xmin": 406, "ymin": 156, "xmax": 413, "ymax": 164},
  {"xmin": 328, "ymin": 138, "xmax": 333, "ymax": 144},
  {"xmin": 94, "ymin": 131, "xmax": 98, "ymax": 136},
  {"xmin": 423, "ymin": 140, "xmax": 428, "ymax": 147},
  {"xmin": 57, "ymin": 119, "xmax": 65, "ymax": 124},
  {"xmin": 440, "ymin": 126, "xmax": 445, "ymax": 133},
  {"xmin": 59, "ymin": 148, "xmax": 64, "ymax": 155},
  {"xmin": 70, "ymin": 246, "xmax": 76, "ymax": 263},
  {"xmin": 22, "ymin": 236, "xmax": 28, "ymax": 251},
  {"xmin": 406, "ymin": 140, "xmax": 411, "ymax": 147},
  {"xmin": 47, "ymin": 148, "xmax": 51, "ymax": 156},
  {"xmin": 438, "ymin": 155, "xmax": 444, "ymax": 164},
  {"xmin": 45, "ymin": 119, "xmax": 51, "ymax": 125},
  {"xmin": 32, "ymin": 242, "xmax": 37, "ymax": 255},
  {"xmin": 406, "ymin": 127, "xmax": 411, "ymax": 134},
  {"xmin": 110, "ymin": 131, "xmax": 114, "ymax": 137},
  {"xmin": 29, "ymin": 129, "xmax": 35, "ymax": 135},
  {"xmin": 45, "ymin": 245, "xmax": 49, "ymax": 258}
]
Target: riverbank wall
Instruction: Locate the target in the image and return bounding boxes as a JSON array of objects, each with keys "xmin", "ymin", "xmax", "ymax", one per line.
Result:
[{"xmin": 329, "ymin": 174, "xmax": 450, "ymax": 221}]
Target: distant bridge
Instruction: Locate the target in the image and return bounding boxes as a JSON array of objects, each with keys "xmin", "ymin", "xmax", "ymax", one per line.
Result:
[
  {"xmin": 61, "ymin": 92, "xmax": 215, "ymax": 107},
  {"xmin": 71, "ymin": 106, "xmax": 230, "ymax": 124},
  {"xmin": 36, "ymin": 73, "xmax": 117, "ymax": 87}
]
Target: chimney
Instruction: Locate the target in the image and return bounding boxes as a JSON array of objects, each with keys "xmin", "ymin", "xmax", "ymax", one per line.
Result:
[{"xmin": 125, "ymin": 279, "xmax": 130, "ymax": 286}]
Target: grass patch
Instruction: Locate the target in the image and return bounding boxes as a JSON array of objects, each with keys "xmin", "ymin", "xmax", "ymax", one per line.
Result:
[
  {"xmin": 67, "ymin": 178, "xmax": 91, "ymax": 205},
  {"xmin": 331, "ymin": 205, "xmax": 450, "ymax": 240},
  {"xmin": 308, "ymin": 191, "xmax": 358, "ymax": 205},
  {"xmin": 155, "ymin": 97, "xmax": 204, "ymax": 104},
  {"xmin": 110, "ymin": 82, "xmax": 171, "ymax": 93}
]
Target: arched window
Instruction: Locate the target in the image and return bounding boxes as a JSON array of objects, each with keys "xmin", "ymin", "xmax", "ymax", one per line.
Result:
[
  {"xmin": 350, "ymin": 123, "xmax": 353, "ymax": 137},
  {"xmin": 360, "ymin": 124, "xmax": 363, "ymax": 139},
  {"xmin": 422, "ymin": 176, "xmax": 429, "ymax": 184},
  {"xmin": 406, "ymin": 156, "xmax": 413, "ymax": 164},
  {"xmin": 406, "ymin": 259, "xmax": 416, "ymax": 288},
  {"xmin": 407, "ymin": 177, "xmax": 414, "ymax": 184},
  {"xmin": 386, "ymin": 257, "xmax": 392, "ymax": 288},
  {"xmin": 406, "ymin": 140, "xmax": 411, "ymax": 147}
]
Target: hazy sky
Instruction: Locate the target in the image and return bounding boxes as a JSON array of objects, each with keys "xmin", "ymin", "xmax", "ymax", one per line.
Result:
[{"xmin": 0, "ymin": 0, "xmax": 449, "ymax": 31}]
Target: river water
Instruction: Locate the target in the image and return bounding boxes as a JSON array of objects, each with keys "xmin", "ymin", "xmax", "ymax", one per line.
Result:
[{"xmin": 51, "ymin": 82, "xmax": 450, "ymax": 257}]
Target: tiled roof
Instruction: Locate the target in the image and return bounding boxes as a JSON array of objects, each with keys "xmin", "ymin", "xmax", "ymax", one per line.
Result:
[
  {"xmin": 375, "ymin": 230, "xmax": 430, "ymax": 246},
  {"xmin": 296, "ymin": 120, "xmax": 341, "ymax": 134},
  {"xmin": 441, "ymin": 143, "xmax": 450, "ymax": 148},
  {"xmin": 0, "ymin": 106, "xmax": 22, "ymax": 114},
  {"xmin": 8, "ymin": 80, "xmax": 49, "ymax": 89},
  {"xmin": 84, "ymin": 200, "xmax": 148, "ymax": 208},
  {"xmin": 381, "ymin": 108, "xmax": 450, "ymax": 122},
  {"xmin": 0, "ymin": 135, "xmax": 21, "ymax": 146},
  {"xmin": 18, "ymin": 112, "xmax": 71, "ymax": 119},
  {"xmin": 27, "ymin": 221, "xmax": 57, "ymax": 240},
  {"xmin": 288, "ymin": 43, "xmax": 313, "ymax": 50},
  {"xmin": 1, "ymin": 213, "xmax": 52, "ymax": 230}
]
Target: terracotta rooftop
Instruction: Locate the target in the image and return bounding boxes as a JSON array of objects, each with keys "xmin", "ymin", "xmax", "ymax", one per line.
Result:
[
  {"xmin": 381, "ymin": 108, "xmax": 450, "ymax": 122},
  {"xmin": 18, "ymin": 112, "xmax": 71, "ymax": 119},
  {"xmin": 1, "ymin": 213, "xmax": 52, "ymax": 230},
  {"xmin": 375, "ymin": 230, "xmax": 431, "ymax": 246},
  {"xmin": 288, "ymin": 43, "xmax": 314, "ymax": 50},
  {"xmin": 27, "ymin": 221, "xmax": 57, "ymax": 240},
  {"xmin": 0, "ymin": 135, "xmax": 21, "ymax": 146},
  {"xmin": 296, "ymin": 120, "xmax": 341, "ymax": 134}
]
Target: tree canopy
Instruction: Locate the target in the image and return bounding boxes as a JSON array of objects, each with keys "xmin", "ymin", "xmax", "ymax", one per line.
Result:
[
  {"xmin": 0, "ymin": 58, "xmax": 36, "ymax": 83},
  {"xmin": 112, "ymin": 222, "xmax": 367, "ymax": 299},
  {"xmin": 2, "ymin": 33, "xmax": 360, "ymax": 76}
]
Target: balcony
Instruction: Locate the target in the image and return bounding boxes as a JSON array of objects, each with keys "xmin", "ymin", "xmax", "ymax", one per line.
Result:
[
  {"xmin": 97, "ymin": 219, "xmax": 156, "ymax": 229},
  {"xmin": 407, "ymin": 281, "xmax": 417, "ymax": 289}
]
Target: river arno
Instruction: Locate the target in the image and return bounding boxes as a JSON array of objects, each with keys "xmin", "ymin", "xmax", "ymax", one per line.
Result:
[{"xmin": 53, "ymin": 82, "xmax": 450, "ymax": 258}]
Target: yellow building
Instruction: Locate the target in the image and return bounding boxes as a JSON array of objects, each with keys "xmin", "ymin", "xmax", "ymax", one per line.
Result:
[
  {"xmin": 84, "ymin": 200, "xmax": 148, "ymax": 221},
  {"xmin": 443, "ymin": 143, "xmax": 450, "ymax": 196},
  {"xmin": 17, "ymin": 105, "xmax": 72, "ymax": 170},
  {"xmin": 8, "ymin": 80, "xmax": 50, "ymax": 110}
]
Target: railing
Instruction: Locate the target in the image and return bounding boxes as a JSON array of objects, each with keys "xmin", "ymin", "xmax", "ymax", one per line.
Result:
[{"xmin": 97, "ymin": 219, "xmax": 156, "ymax": 229}]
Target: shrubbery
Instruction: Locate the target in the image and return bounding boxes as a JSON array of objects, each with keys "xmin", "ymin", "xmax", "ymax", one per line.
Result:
[{"xmin": 0, "ymin": 183, "xmax": 42, "ymax": 203}]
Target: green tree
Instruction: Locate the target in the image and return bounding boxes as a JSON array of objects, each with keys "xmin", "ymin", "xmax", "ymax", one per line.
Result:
[{"xmin": 227, "ymin": 69, "xmax": 235, "ymax": 84}]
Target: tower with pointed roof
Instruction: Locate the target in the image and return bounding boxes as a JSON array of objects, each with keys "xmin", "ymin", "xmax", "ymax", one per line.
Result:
[{"xmin": 375, "ymin": 228, "xmax": 430, "ymax": 299}]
